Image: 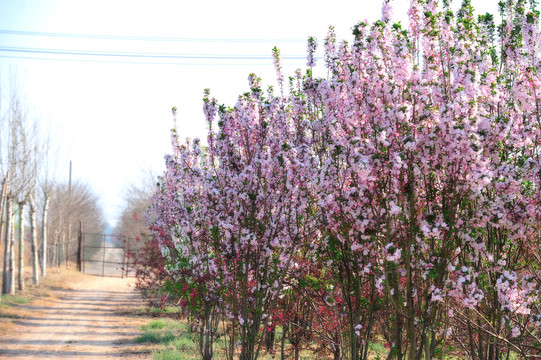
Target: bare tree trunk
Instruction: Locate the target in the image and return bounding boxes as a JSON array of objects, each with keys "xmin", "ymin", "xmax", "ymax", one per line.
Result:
[
  {"xmin": 29, "ymin": 196, "xmax": 38, "ymax": 285},
  {"xmin": 40, "ymin": 192, "xmax": 49, "ymax": 278},
  {"xmin": 280, "ymin": 324, "xmax": 289, "ymax": 360},
  {"xmin": 2, "ymin": 197, "xmax": 13, "ymax": 294},
  {"xmin": 0, "ymin": 195, "xmax": 5, "ymax": 249},
  {"xmin": 17, "ymin": 201, "xmax": 25, "ymax": 291},
  {"xmin": 0, "ymin": 199, "xmax": 5, "ymax": 249},
  {"xmin": 9, "ymin": 200, "xmax": 16, "ymax": 294},
  {"xmin": 0, "ymin": 174, "xmax": 9, "ymax": 248},
  {"xmin": 332, "ymin": 344, "xmax": 342, "ymax": 360},
  {"xmin": 51, "ymin": 231, "xmax": 57, "ymax": 268},
  {"xmin": 265, "ymin": 328, "xmax": 275, "ymax": 352}
]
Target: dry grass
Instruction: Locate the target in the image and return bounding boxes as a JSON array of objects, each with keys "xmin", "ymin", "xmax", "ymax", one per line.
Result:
[{"xmin": 0, "ymin": 266, "xmax": 82, "ymax": 336}]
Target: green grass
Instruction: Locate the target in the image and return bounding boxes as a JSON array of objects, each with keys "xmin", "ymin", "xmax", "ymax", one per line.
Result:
[
  {"xmin": 135, "ymin": 318, "xmax": 324, "ymax": 360},
  {"xmin": 153, "ymin": 348, "xmax": 191, "ymax": 360},
  {"xmin": 136, "ymin": 319, "xmax": 189, "ymax": 345},
  {"xmin": 367, "ymin": 341, "xmax": 387, "ymax": 358},
  {"xmin": 136, "ymin": 330, "xmax": 177, "ymax": 344},
  {"xmin": 141, "ymin": 319, "xmax": 167, "ymax": 330},
  {"xmin": 0, "ymin": 294, "xmax": 34, "ymax": 320},
  {"xmin": 1, "ymin": 294, "xmax": 32, "ymax": 305},
  {"xmin": 137, "ymin": 320, "xmax": 509, "ymax": 360},
  {"xmin": 135, "ymin": 318, "xmax": 200, "ymax": 360}
]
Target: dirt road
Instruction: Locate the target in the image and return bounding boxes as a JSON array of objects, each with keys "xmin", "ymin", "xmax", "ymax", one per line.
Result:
[{"xmin": 0, "ymin": 275, "xmax": 150, "ymax": 359}]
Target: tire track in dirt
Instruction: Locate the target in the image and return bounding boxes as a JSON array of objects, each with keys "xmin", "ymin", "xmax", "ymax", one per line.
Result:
[{"xmin": 0, "ymin": 275, "xmax": 150, "ymax": 359}]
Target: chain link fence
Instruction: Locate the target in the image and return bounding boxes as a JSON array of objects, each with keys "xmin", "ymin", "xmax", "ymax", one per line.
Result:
[{"xmin": 82, "ymin": 233, "xmax": 137, "ymax": 277}]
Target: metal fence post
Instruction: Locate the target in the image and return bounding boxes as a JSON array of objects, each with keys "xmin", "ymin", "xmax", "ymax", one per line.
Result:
[
  {"xmin": 77, "ymin": 221, "xmax": 83, "ymax": 272},
  {"xmin": 101, "ymin": 233, "xmax": 106, "ymax": 277},
  {"xmin": 121, "ymin": 237, "xmax": 125, "ymax": 279},
  {"xmin": 57, "ymin": 238, "xmax": 61, "ymax": 267},
  {"xmin": 82, "ymin": 231, "xmax": 85, "ymax": 273}
]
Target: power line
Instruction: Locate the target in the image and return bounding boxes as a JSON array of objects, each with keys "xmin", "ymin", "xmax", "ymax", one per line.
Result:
[
  {"xmin": 0, "ymin": 46, "xmax": 320, "ymax": 66},
  {"xmin": 0, "ymin": 46, "xmax": 311, "ymax": 60},
  {"xmin": 0, "ymin": 29, "xmax": 307, "ymax": 44},
  {"xmin": 0, "ymin": 53, "xmax": 290, "ymax": 66}
]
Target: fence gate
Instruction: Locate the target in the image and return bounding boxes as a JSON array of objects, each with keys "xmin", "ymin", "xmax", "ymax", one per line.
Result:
[{"xmin": 82, "ymin": 233, "xmax": 134, "ymax": 277}]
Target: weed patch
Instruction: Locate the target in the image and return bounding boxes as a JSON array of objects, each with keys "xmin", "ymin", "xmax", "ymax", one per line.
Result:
[{"xmin": 135, "ymin": 318, "xmax": 200, "ymax": 359}]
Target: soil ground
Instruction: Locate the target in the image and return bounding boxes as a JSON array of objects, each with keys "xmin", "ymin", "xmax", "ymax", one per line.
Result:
[{"xmin": 0, "ymin": 272, "xmax": 151, "ymax": 359}]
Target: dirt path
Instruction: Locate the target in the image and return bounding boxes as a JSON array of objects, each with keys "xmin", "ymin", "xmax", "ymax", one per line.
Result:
[{"xmin": 0, "ymin": 275, "xmax": 150, "ymax": 359}]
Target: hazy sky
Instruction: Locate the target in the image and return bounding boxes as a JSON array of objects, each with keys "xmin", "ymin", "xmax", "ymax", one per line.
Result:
[{"xmin": 0, "ymin": 0, "xmax": 501, "ymax": 226}]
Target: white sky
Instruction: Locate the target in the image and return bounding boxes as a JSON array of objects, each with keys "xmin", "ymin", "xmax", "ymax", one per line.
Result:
[{"xmin": 0, "ymin": 0, "xmax": 501, "ymax": 226}]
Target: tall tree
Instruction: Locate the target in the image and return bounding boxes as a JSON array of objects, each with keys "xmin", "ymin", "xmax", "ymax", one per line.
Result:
[
  {"xmin": 115, "ymin": 169, "xmax": 155, "ymax": 242},
  {"xmin": 1, "ymin": 71, "xmax": 50, "ymax": 293},
  {"xmin": 0, "ymin": 173, "xmax": 8, "ymax": 250},
  {"xmin": 17, "ymin": 201, "xmax": 25, "ymax": 291},
  {"xmin": 28, "ymin": 194, "xmax": 38, "ymax": 285},
  {"xmin": 0, "ymin": 75, "xmax": 34, "ymax": 294},
  {"xmin": 2, "ymin": 197, "xmax": 13, "ymax": 294},
  {"xmin": 40, "ymin": 190, "xmax": 49, "ymax": 277},
  {"xmin": 46, "ymin": 180, "xmax": 106, "ymax": 266},
  {"xmin": 36, "ymin": 128, "xmax": 57, "ymax": 279}
]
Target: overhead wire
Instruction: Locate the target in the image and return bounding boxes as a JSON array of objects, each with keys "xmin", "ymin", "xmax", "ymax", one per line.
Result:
[
  {"xmin": 0, "ymin": 30, "xmax": 317, "ymax": 65},
  {"xmin": 0, "ymin": 46, "xmax": 312, "ymax": 60},
  {"xmin": 0, "ymin": 53, "xmax": 288, "ymax": 66},
  {"xmin": 0, "ymin": 46, "xmax": 320, "ymax": 65}
]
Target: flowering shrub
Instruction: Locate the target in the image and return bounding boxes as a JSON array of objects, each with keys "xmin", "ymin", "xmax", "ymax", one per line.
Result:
[{"xmin": 143, "ymin": 0, "xmax": 541, "ymax": 359}]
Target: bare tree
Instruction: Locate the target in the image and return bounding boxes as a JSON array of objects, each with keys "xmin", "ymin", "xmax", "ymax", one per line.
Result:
[
  {"xmin": 45, "ymin": 180, "xmax": 106, "ymax": 266},
  {"xmin": 37, "ymin": 120, "xmax": 63, "ymax": 279},
  {"xmin": 40, "ymin": 190, "xmax": 50, "ymax": 277},
  {"xmin": 114, "ymin": 170, "xmax": 155, "ymax": 247},
  {"xmin": 1, "ymin": 75, "xmax": 34, "ymax": 295},
  {"xmin": 27, "ymin": 127, "xmax": 42, "ymax": 285},
  {"xmin": 22, "ymin": 116, "xmax": 53, "ymax": 285},
  {"xmin": 1, "ymin": 72, "xmax": 45, "ymax": 294},
  {"xmin": 13, "ymin": 86, "xmax": 34, "ymax": 293},
  {"xmin": 0, "ymin": 173, "xmax": 8, "ymax": 249},
  {"xmin": 17, "ymin": 201, "xmax": 25, "ymax": 291},
  {"xmin": 0, "ymin": 70, "xmax": 100, "ymax": 293},
  {"xmin": 28, "ymin": 194, "xmax": 38, "ymax": 285},
  {"xmin": 2, "ymin": 196, "xmax": 13, "ymax": 294}
]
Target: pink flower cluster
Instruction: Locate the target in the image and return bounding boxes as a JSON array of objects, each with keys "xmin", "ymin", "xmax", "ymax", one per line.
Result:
[{"xmin": 145, "ymin": 1, "xmax": 541, "ymax": 358}]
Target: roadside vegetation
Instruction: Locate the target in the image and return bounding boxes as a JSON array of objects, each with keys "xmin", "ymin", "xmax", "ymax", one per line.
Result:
[
  {"xmin": 134, "ymin": 1, "xmax": 541, "ymax": 359},
  {"xmin": 135, "ymin": 314, "xmax": 453, "ymax": 360}
]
